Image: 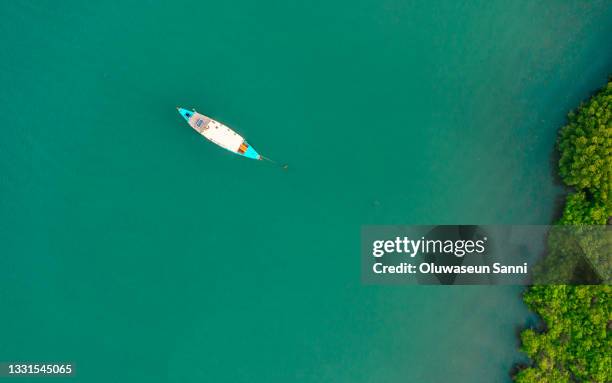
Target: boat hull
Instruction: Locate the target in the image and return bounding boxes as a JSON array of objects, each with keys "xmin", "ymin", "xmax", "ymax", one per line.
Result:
[{"xmin": 177, "ymin": 107, "xmax": 261, "ymax": 160}]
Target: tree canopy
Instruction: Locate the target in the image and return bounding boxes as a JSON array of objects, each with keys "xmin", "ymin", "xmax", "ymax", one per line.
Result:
[
  {"xmin": 513, "ymin": 80, "xmax": 611, "ymax": 382},
  {"xmin": 558, "ymin": 81, "xmax": 611, "ymax": 208},
  {"xmin": 514, "ymin": 286, "xmax": 611, "ymax": 383}
]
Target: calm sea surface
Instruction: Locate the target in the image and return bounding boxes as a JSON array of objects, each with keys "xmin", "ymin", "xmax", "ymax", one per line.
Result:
[{"xmin": 1, "ymin": 1, "xmax": 611, "ymax": 382}]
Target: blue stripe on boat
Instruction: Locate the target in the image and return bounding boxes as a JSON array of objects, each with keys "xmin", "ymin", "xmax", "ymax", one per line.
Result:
[
  {"xmin": 177, "ymin": 107, "xmax": 192, "ymax": 121},
  {"xmin": 243, "ymin": 145, "xmax": 260, "ymax": 159}
]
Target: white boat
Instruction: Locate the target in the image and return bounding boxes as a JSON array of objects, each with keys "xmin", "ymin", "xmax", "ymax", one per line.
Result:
[{"xmin": 177, "ymin": 107, "xmax": 261, "ymax": 160}]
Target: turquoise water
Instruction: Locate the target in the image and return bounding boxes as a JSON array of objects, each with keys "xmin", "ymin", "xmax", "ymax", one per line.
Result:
[{"xmin": 1, "ymin": 1, "xmax": 611, "ymax": 382}]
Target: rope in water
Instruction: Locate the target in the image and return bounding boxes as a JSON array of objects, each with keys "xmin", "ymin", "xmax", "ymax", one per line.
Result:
[{"xmin": 261, "ymin": 155, "xmax": 288, "ymax": 170}]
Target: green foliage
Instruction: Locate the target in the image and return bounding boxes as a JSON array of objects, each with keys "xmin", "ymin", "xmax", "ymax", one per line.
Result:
[
  {"xmin": 514, "ymin": 80, "xmax": 612, "ymax": 382},
  {"xmin": 558, "ymin": 81, "xmax": 612, "ymax": 208},
  {"xmin": 559, "ymin": 191, "xmax": 608, "ymax": 225},
  {"xmin": 532, "ymin": 226, "xmax": 610, "ymax": 285},
  {"xmin": 533, "ymin": 228, "xmax": 584, "ymax": 285},
  {"xmin": 514, "ymin": 286, "xmax": 611, "ymax": 383}
]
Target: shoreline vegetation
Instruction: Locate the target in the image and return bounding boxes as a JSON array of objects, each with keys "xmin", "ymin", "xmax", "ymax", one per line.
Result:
[{"xmin": 512, "ymin": 81, "xmax": 611, "ymax": 382}]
